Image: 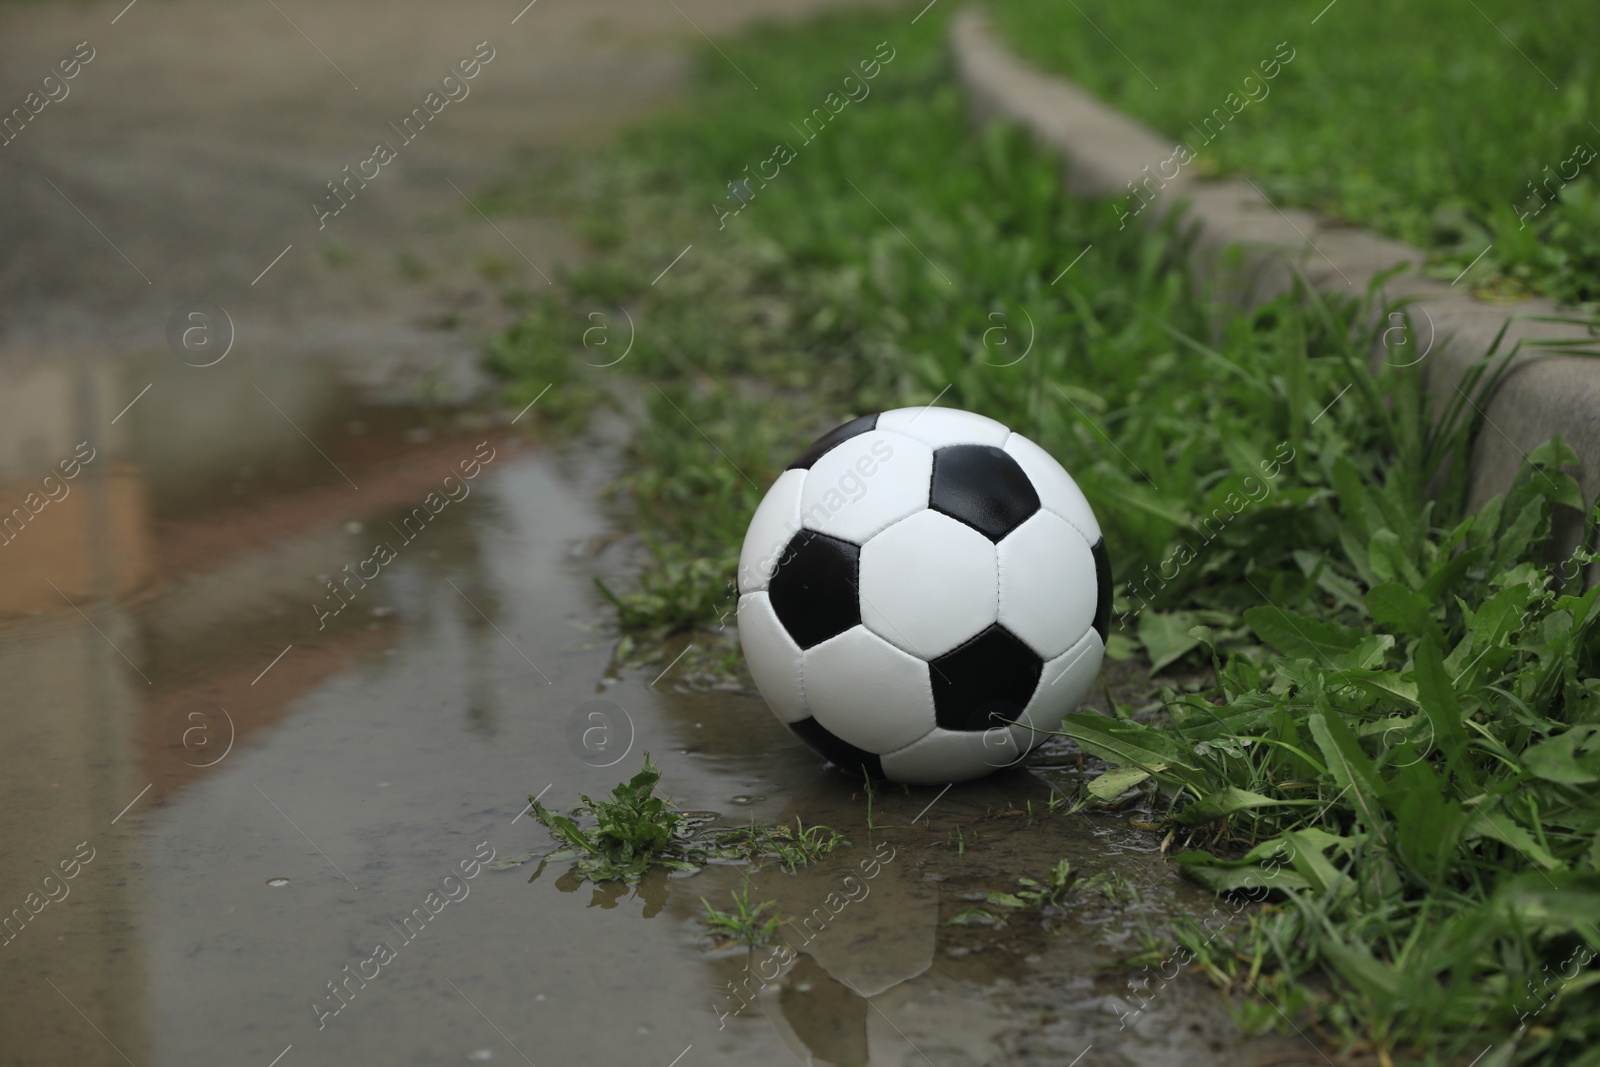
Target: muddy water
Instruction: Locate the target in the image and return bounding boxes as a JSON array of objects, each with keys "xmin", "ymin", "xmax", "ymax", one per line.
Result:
[{"xmin": 0, "ymin": 355, "xmax": 1333, "ymax": 1067}]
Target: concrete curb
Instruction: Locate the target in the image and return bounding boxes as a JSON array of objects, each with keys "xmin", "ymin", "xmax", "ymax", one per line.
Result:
[{"xmin": 950, "ymin": 9, "xmax": 1600, "ymax": 526}]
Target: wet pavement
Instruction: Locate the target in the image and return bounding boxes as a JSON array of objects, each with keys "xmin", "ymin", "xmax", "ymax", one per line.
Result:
[
  {"xmin": 1, "ymin": 1, "xmax": 1338, "ymax": 1064},
  {"xmin": 0, "ymin": 0, "xmax": 898, "ymax": 396}
]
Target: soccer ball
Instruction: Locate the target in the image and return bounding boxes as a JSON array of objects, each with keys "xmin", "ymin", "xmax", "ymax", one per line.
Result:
[{"xmin": 736, "ymin": 406, "xmax": 1109, "ymax": 784}]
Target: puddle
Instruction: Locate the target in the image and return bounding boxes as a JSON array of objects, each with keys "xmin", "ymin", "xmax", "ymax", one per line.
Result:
[{"xmin": 0, "ymin": 356, "xmax": 1325, "ymax": 1067}]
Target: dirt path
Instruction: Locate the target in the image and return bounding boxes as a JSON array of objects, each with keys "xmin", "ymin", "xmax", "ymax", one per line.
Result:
[{"xmin": 0, "ymin": 0, "xmax": 890, "ymax": 399}]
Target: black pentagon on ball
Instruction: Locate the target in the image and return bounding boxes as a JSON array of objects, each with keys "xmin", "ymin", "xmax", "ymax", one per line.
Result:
[
  {"xmin": 1091, "ymin": 536, "xmax": 1112, "ymax": 644},
  {"xmin": 786, "ymin": 413, "xmax": 880, "ymax": 471},
  {"xmin": 787, "ymin": 716, "xmax": 886, "ymax": 779},
  {"xmin": 930, "ymin": 444, "xmax": 1040, "ymax": 541},
  {"xmin": 767, "ymin": 530, "xmax": 861, "ymax": 650},
  {"xmin": 930, "ymin": 624, "xmax": 1044, "ymax": 732}
]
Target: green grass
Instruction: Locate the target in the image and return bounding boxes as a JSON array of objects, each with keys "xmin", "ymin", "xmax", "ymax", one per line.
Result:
[
  {"xmin": 526, "ymin": 757, "xmax": 847, "ymax": 884},
  {"xmin": 529, "ymin": 755, "xmax": 694, "ymax": 883},
  {"xmin": 946, "ymin": 859, "xmax": 1136, "ymax": 928},
  {"xmin": 988, "ymin": 0, "xmax": 1600, "ymax": 305},
  {"xmin": 1063, "ymin": 438, "xmax": 1600, "ymax": 1064},
  {"xmin": 700, "ymin": 885, "xmax": 785, "ymax": 949},
  {"xmin": 485, "ymin": 5, "xmax": 1600, "ymax": 1063},
  {"xmin": 722, "ymin": 817, "xmax": 847, "ymax": 873},
  {"xmin": 953, "ymin": 858, "xmax": 1076, "ymax": 924}
]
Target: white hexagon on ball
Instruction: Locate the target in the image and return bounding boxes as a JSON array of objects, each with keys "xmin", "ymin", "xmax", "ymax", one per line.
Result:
[
  {"xmin": 799, "ymin": 430, "xmax": 932, "ymax": 545},
  {"xmin": 1009, "ymin": 629, "xmax": 1104, "ymax": 754},
  {"xmin": 877, "ymin": 406, "xmax": 1009, "ymax": 451},
  {"xmin": 997, "ymin": 510, "xmax": 1098, "ymax": 660},
  {"xmin": 803, "ymin": 626, "xmax": 936, "ymax": 754},
  {"xmin": 882, "ymin": 727, "xmax": 1023, "ymax": 784},
  {"xmin": 860, "ymin": 510, "xmax": 998, "ymax": 660},
  {"xmin": 735, "ymin": 591, "xmax": 809, "ymax": 724}
]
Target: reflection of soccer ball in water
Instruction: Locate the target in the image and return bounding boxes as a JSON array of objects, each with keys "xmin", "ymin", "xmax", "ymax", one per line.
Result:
[{"xmin": 736, "ymin": 407, "xmax": 1110, "ymax": 784}]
